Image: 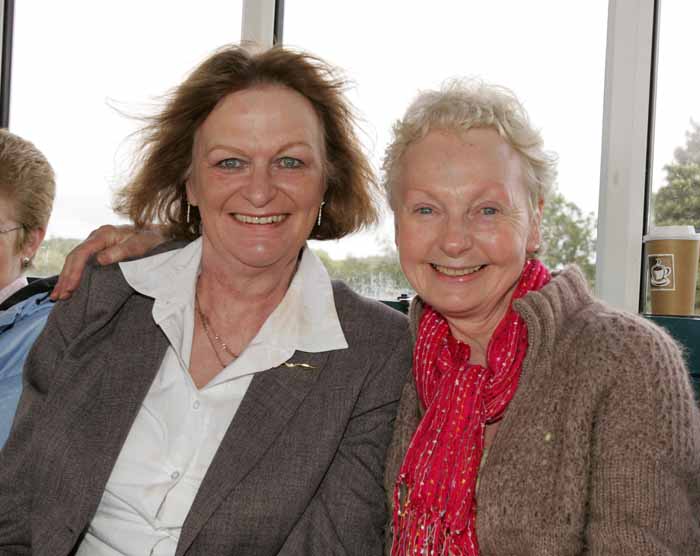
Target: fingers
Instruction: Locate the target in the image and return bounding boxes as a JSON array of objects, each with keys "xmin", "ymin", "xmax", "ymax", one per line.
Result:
[
  {"xmin": 96, "ymin": 227, "xmax": 165, "ymax": 265},
  {"xmin": 50, "ymin": 225, "xmax": 136, "ymax": 301},
  {"xmin": 50, "ymin": 224, "xmax": 168, "ymax": 300}
]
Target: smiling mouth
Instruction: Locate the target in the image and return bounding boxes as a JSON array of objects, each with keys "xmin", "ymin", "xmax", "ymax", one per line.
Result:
[
  {"xmin": 431, "ymin": 263, "xmax": 486, "ymax": 276},
  {"xmin": 232, "ymin": 214, "xmax": 287, "ymax": 224}
]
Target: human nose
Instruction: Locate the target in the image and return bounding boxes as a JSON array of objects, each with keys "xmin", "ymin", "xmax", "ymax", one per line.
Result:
[
  {"xmin": 439, "ymin": 215, "xmax": 473, "ymax": 258},
  {"xmin": 242, "ymin": 164, "xmax": 277, "ymax": 207}
]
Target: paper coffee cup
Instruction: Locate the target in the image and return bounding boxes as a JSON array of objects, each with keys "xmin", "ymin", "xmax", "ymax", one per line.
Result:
[{"xmin": 643, "ymin": 225, "xmax": 700, "ymax": 316}]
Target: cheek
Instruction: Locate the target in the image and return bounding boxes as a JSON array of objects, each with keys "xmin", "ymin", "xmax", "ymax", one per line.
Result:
[
  {"xmin": 303, "ymin": 189, "xmax": 324, "ymax": 211},
  {"xmin": 1, "ymin": 237, "xmax": 17, "ymax": 257},
  {"xmin": 395, "ymin": 220, "xmax": 427, "ymax": 261},
  {"xmin": 0, "ymin": 245, "xmax": 19, "ymax": 279},
  {"xmin": 284, "ymin": 170, "xmax": 325, "ymax": 202},
  {"xmin": 472, "ymin": 235, "xmax": 522, "ymax": 272},
  {"xmin": 396, "ymin": 227, "xmax": 435, "ymax": 288},
  {"xmin": 476, "ymin": 219, "xmax": 530, "ymax": 256},
  {"xmin": 397, "ymin": 253, "xmax": 424, "ymax": 294}
]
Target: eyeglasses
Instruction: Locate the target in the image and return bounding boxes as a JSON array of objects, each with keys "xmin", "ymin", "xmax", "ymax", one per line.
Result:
[{"xmin": 0, "ymin": 225, "xmax": 23, "ymax": 235}]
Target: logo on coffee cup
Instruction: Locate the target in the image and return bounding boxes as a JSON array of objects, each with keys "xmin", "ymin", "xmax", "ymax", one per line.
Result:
[{"xmin": 648, "ymin": 255, "xmax": 675, "ymax": 290}]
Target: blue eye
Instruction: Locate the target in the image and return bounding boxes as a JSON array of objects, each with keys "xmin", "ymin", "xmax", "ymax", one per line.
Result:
[
  {"xmin": 217, "ymin": 158, "xmax": 244, "ymax": 170},
  {"xmin": 481, "ymin": 207, "xmax": 498, "ymax": 216},
  {"xmin": 416, "ymin": 206, "xmax": 433, "ymax": 215},
  {"xmin": 278, "ymin": 157, "xmax": 303, "ymax": 169}
]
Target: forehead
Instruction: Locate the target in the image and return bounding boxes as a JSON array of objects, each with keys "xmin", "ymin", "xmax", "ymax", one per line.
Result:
[
  {"xmin": 402, "ymin": 128, "xmax": 522, "ymax": 182},
  {"xmin": 195, "ymin": 85, "xmax": 324, "ymax": 151}
]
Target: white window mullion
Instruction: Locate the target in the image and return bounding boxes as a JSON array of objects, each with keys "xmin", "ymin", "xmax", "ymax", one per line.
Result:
[
  {"xmin": 241, "ymin": 0, "xmax": 276, "ymax": 49},
  {"xmin": 596, "ymin": 0, "xmax": 656, "ymax": 312}
]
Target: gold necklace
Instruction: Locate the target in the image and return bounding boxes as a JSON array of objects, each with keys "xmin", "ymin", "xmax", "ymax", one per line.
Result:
[{"xmin": 195, "ymin": 292, "xmax": 238, "ymax": 368}]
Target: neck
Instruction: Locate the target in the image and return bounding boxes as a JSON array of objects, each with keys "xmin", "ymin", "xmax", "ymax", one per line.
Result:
[
  {"xmin": 0, "ymin": 275, "xmax": 27, "ymax": 306},
  {"xmin": 199, "ymin": 261, "xmax": 297, "ymax": 314},
  {"xmin": 196, "ymin": 243, "xmax": 301, "ymax": 346}
]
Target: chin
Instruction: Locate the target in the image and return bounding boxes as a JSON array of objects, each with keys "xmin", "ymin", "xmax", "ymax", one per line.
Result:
[
  {"xmin": 237, "ymin": 245, "xmax": 303, "ymax": 269},
  {"xmin": 430, "ymin": 300, "xmax": 477, "ymax": 319},
  {"xmin": 433, "ymin": 274, "xmax": 496, "ymax": 307}
]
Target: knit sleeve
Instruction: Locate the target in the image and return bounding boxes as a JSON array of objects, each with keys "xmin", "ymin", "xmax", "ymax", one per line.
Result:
[{"xmin": 584, "ymin": 313, "xmax": 700, "ymax": 555}]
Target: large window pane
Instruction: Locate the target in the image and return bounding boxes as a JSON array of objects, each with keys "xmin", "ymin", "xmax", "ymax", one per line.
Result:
[
  {"xmin": 10, "ymin": 2, "xmax": 242, "ymax": 274},
  {"xmin": 648, "ymin": 2, "xmax": 700, "ymax": 314},
  {"xmin": 285, "ymin": 1, "xmax": 607, "ymax": 299}
]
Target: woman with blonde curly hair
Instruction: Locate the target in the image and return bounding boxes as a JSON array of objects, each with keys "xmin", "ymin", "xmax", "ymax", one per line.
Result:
[{"xmin": 383, "ymin": 80, "xmax": 700, "ymax": 555}]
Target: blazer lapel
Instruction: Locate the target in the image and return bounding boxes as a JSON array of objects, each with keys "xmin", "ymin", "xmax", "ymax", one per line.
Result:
[
  {"xmin": 68, "ymin": 296, "xmax": 170, "ymax": 527},
  {"xmin": 176, "ymin": 350, "xmax": 330, "ymax": 555}
]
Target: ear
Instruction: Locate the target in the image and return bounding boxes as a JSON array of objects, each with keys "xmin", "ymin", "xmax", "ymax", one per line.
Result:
[
  {"xmin": 393, "ymin": 209, "xmax": 401, "ymax": 249},
  {"xmin": 185, "ymin": 176, "xmax": 198, "ymax": 207},
  {"xmin": 22, "ymin": 227, "xmax": 46, "ymax": 261},
  {"xmin": 526, "ymin": 197, "xmax": 544, "ymax": 254},
  {"xmin": 182, "ymin": 153, "xmax": 199, "ymax": 207}
]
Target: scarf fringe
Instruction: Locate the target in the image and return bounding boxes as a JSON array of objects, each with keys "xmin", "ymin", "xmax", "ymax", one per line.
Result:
[{"xmin": 392, "ymin": 509, "xmax": 476, "ymax": 556}]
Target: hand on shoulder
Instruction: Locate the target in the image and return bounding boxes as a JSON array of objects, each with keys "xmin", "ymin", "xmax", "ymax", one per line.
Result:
[{"xmin": 51, "ymin": 224, "xmax": 166, "ymax": 301}]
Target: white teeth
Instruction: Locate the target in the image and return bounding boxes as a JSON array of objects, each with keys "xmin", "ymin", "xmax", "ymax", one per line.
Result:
[
  {"xmin": 432, "ymin": 264, "xmax": 484, "ymax": 276},
  {"xmin": 233, "ymin": 214, "xmax": 286, "ymax": 224}
]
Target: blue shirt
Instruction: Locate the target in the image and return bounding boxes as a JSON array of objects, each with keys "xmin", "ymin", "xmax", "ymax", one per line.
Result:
[{"xmin": 0, "ymin": 292, "xmax": 54, "ymax": 447}]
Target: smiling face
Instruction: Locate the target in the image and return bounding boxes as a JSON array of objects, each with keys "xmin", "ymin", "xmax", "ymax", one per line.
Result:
[
  {"xmin": 186, "ymin": 85, "xmax": 326, "ymax": 278},
  {"xmin": 394, "ymin": 128, "xmax": 542, "ymax": 331}
]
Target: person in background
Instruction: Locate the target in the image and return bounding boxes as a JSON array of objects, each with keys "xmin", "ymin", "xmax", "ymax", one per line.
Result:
[
  {"xmin": 0, "ymin": 45, "xmax": 410, "ymax": 555},
  {"xmin": 0, "ymin": 129, "xmax": 55, "ymax": 448},
  {"xmin": 382, "ymin": 80, "xmax": 700, "ymax": 555}
]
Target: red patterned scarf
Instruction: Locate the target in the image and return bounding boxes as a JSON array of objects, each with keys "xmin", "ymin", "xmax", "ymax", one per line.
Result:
[{"xmin": 392, "ymin": 259, "xmax": 551, "ymax": 555}]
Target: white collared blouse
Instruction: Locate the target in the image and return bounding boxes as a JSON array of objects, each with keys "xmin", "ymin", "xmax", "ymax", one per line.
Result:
[{"xmin": 76, "ymin": 239, "xmax": 348, "ymax": 555}]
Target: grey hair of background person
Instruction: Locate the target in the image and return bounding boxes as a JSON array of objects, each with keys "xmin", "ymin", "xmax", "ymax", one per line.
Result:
[
  {"xmin": 0, "ymin": 129, "xmax": 56, "ymax": 260},
  {"xmin": 381, "ymin": 78, "xmax": 558, "ymax": 217}
]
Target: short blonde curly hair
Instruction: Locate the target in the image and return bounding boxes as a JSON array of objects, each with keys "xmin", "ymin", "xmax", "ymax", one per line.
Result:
[{"xmin": 382, "ymin": 79, "xmax": 557, "ymax": 215}]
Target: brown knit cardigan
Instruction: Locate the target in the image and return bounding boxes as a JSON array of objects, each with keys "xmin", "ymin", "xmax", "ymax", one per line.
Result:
[{"xmin": 384, "ymin": 265, "xmax": 700, "ymax": 555}]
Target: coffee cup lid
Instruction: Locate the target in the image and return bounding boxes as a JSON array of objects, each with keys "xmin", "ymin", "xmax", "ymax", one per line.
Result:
[{"xmin": 643, "ymin": 225, "xmax": 700, "ymax": 242}]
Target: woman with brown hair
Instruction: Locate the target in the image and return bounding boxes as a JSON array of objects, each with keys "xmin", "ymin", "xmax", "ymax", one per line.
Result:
[{"xmin": 0, "ymin": 46, "xmax": 410, "ymax": 555}]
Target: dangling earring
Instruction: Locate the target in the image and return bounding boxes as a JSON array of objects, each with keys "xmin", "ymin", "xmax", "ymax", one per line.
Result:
[
  {"xmin": 317, "ymin": 201, "xmax": 326, "ymax": 227},
  {"xmin": 186, "ymin": 202, "xmax": 191, "ymax": 224}
]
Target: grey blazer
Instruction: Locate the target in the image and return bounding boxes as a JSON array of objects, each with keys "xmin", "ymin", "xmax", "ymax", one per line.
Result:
[{"xmin": 0, "ymin": 257, "xmax": 411, "ymax": 555}]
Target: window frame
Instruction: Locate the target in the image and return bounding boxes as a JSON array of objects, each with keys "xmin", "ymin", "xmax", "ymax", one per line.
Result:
[
  {"xmin": 0, "ymin": 0, "xmax": 663, "ymax": 313},
  {"xmin": 596, "ymin": 0, "xmax": 658, "ymax": 312},
  {"xmin": 241, "ymin": 0, "xmax": 278, "ymax": 47},
  {"xmin": 0, "ymin": 0, "xmax": 14, "ymax": 127}
]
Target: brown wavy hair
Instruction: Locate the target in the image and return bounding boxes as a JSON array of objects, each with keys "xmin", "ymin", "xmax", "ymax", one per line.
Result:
[{"xmin": 115, "ymin": 45, "xmax": 378, "ymax": 240}]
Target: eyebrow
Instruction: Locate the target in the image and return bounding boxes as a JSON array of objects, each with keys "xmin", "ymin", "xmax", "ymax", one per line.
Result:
[
  {"xmin": 276, "ymin": 141, "xmax": 314, "ymax": 151},
  {"xmin": 403, "ymin": 182, "xmax": 511, "ymax": 202},
  {"xmin": 205, "ymin": 140, "xmax": 316, "ymax": 156}
]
